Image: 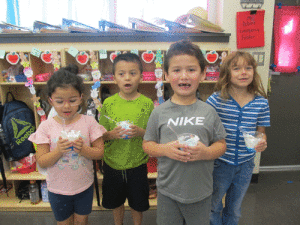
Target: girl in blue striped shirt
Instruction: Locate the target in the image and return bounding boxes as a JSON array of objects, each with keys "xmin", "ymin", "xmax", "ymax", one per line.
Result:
[{"xmin": 206, "ymin": 51, "xmax": 270, "ymax": 225}]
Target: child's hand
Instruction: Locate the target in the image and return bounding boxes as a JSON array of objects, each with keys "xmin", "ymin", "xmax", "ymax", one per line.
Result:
[
  {"xmin": 255, "ymin": 139, "xmax": 267, "ymax": 152},
  {"xmin": 127, "ymin": 125, "xmax": 144, "ymax": 138},
  {"xmin": 57, "ymin": 137, "xmax": 73, "ymax": 154},
  {"xmin": 110, "ymin": 126, "xmax": 128, "ymax": 139},
  {"xmin": 73, "ymin": 137, "xmax": 84, "ymax": 153},
  {"xmin": 163, "ymin": 141, "xmax": 191, "ymax": 162},
  {"xmin": 183, "ymin": 141, "xmax": 209, "ymax": 161}
]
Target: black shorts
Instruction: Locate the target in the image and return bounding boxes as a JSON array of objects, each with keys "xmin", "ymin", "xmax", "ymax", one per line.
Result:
[{"xmin": 102, "ymin": 162, "xmax": 150, "ymax": 212}]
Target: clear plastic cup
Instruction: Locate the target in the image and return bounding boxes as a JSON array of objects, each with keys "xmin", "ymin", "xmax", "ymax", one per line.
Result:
[
  {"xmin": 178, "ymin": 133, "xmax": 199, "ymax": 149},
  {"xmin": 117, "ymin": 121, "xmax": 132, "ymax": 139},
  {"xmin": 241, "ymin": 130, "xmax": 264, "ymax": 153}
]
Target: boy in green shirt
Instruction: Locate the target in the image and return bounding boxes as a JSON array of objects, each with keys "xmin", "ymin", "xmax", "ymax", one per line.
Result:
[{"xmin": 99, "ymin": 53, "xmax": 154, "ymax": 225}]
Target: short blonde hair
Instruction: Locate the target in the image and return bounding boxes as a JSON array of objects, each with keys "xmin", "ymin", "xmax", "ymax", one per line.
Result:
[{"xmin": 214, "ymin": 51, "xmax": 267, "ymax": 99}]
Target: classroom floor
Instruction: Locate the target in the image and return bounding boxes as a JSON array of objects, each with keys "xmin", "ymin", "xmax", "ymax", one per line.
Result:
[{"xmin": 0, "ymin": 170, "xmax": 299, "ymax": 225}]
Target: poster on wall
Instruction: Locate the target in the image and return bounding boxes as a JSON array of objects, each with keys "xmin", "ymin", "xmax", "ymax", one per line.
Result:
[
  {"xmin": 273, "ymin": 6, "xmax": 300, "ymax": 73},
  {"xmin": 236, "ymin": 10, "xmax": 265, "ymax": 49}
]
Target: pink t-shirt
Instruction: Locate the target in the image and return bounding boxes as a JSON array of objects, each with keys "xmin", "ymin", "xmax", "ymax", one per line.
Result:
[{"xmin": 29, "ymin": 115, "xmax": 106, "ymax": 195}]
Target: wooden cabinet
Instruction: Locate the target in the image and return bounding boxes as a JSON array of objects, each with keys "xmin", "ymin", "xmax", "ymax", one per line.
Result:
[{"xmin": 0, "ymin": 32, "xmax": 230, "ymax": 211}]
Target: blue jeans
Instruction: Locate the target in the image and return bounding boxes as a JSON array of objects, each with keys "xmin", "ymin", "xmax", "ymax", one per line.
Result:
[{"xmin": 210, "ymin": 159, "xmax": 255, "ymax": 225}]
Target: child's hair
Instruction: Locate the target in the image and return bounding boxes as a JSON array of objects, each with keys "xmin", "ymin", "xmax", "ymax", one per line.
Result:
[
  {"xmin": 112, "ymin": 53, "xmax": 143, "ymax": 75},
  {"xmin": 214, "ymin": 51, "xmax": 267, "ymax": 99},
  {"xmin": 164, "ymin": 40, "xmax": 208, "ymax": 73},
  {"xmin": 47, "ymin": 64, "xmax": 84, "ymax": 97}
]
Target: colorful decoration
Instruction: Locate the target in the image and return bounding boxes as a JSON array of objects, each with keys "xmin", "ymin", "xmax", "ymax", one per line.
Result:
[
  {"xmin": 41, "ymin": 50, "xmax": 53, "ymax": 64},
  {"xmin": 205, "ymin": 51, "xmax": 219, "ymax": 64},
  {"xmin": 142, "ymin": 50, "xmax": 155, "ymax": 63},
  {"xmin": 0, "ymin": 50, "xmax": 5, "ymax": 59},
  {"xmin": 90, "ymin": 50, "xmax": 101, "ymax": 82},
  {"xmin": 110, "ymin": 51, "xmax": 121, "ymax": 63},
  {"xmin": 6, "ymin": 52, "xmax": 20, "ymax": 65},
  {"xmin": 154, "ymin": 50, "xmax": 164, "ymax": 106},
  {"xmin": 52, "ymin": 51, "xmax": 61, "ymax": 71},
  {"xmin": 68, "ymin": 46, "xmax": 79, "ymax": 57},
  {"xmin": 99, "ymin": 49, "xmax": 107, "ymax": 59},
  {"xmin": 76, "ymin": 51, "xmax": 89, "ymax": 65},
  {"xmin": 31, "ymin": 47, "xmax": 42, "ymax": 58},
  {"xmin": 131, "ymin": 49, "xmax": 139, "ymax": 55}
]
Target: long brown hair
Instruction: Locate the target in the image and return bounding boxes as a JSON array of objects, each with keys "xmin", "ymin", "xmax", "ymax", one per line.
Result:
[{"xmin": 214, "ymin": 51, "xmax": 267, "ymax": 99}]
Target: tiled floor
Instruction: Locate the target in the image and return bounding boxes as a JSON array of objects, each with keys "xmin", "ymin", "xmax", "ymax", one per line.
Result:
[{"xmin": 0, "ymin": 171, "xmax": 299, "ymax": 225}]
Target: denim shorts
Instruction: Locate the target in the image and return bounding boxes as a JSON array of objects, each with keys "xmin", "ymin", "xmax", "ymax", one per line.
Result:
[{"xmin": 48, "ymin": 184, "xmax": 94, "ymax": 222}]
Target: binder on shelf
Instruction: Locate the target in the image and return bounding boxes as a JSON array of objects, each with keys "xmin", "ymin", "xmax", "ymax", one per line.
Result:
[
  {"xmin": 154, "ymin": 18, "xmax": 201, "ymax": 33},
  {"xmin": 62, "ymin": 18, "xmax": 101, "ymax": 33},
  {"xmin": 33, "ymin": 21, "xmax": 68, "ymax": 33},
  {"xmin": 129, "ymin": 17, "xmax": 166, "ymax": 32},
  {"xmin": 98, "ymin": 20, "xmax": 132, "ymax": 32},
  {"xmin": 0, "ymin": 22, "xmax": 32, "ymax": 34}
]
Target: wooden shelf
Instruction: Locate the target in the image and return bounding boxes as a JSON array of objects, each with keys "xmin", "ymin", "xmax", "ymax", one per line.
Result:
[
  {"xmin": 0, "ymin": 182, "xmax": 158, "ymax": 211},
  {"xmin": 1, "ymin": 171, "xmax": 157, "ymax": 181}
]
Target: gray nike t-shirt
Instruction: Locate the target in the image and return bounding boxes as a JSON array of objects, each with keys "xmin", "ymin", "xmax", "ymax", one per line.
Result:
[{"xmin": 144, "ymin": 99, "xmax": 226, "ymax": 204}]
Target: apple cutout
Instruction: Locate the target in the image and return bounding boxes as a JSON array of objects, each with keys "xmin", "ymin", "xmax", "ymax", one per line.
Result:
[
  {"xmin": 110, "ymin": 51, "xmax": 121, "ymax": 63},
  {"xmin": 6, "ymin": 52, "xmax": 20, "ymax": 65},
  {"xmin": 206, "ymin": 51, "xmax": 219, "ymax": 64},
  {"xmin": 41, "ymin": 50, "xmax": 53, "ymax": 64},
  {"xmin": 76, "ymin": 51, "xmax": 89, "ymax": 65},
  {"xmin": 142, "ymin": 50, "xmax": 155, "ymax": 63}
]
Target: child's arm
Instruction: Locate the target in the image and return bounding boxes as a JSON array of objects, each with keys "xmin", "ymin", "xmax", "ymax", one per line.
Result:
[
  {"xmin": 255, "ymin": 126, "xmax": 267, "ymax": 152},
  {"xmin": 36, "ymin": 137, "xmax": 73, "ymax": 168},
  {"xmin": 183, "ymin": 139, "xmax": 227, "ymax": 161},
  {"xmin": 143, "ymin": 140, "xmax": 191, "ymax": 162},
  {"xmin": 73, "ymin": 137, "xmax": 105, "ymax": 159}
]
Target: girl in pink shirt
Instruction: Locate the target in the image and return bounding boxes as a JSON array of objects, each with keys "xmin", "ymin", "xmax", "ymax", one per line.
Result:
[{"xmin": 29, "ymin": 64, "xmax": 106, "ymax": 225}]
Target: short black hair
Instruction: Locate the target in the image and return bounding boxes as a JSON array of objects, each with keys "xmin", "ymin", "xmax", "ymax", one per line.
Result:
[
  {"xmin": 112, "ymin": 53, "xmax": 143, "ymax": 75},
  {"xmin": 164, "ymin": 40, "xmax": 207, "ymax": 73},
  {"xmin": 47, "ymin": 64, "xmax": 84, "ymax": 97}
]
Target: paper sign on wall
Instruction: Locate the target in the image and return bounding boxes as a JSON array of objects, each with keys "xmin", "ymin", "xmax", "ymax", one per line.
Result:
[{"xmin": 236, "ymin": 10, "xmax": 265, "ymax": 49}]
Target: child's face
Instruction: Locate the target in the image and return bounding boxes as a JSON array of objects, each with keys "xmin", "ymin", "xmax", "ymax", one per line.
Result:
[
  {"xmin": 230, "ymin": 58, "xmax": 254, "ymax": 90},
  {"xmin": 114, "ymin": 60, "xmax": 143, "ymax": 99},
  {"xmin": 49, "ymin": 86, "xmax": 82, "ymax": 120},
  {"xmin": 165, "ymin": 54, "xmax": 205, "ymax": 102}
]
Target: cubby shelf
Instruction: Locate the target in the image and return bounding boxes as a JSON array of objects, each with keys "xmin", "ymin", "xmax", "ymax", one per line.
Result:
[
  {"xmin": 0, "ymin": 184, "xmax": 158, "ymax": 211},
  {"xmin": 0, "ymin": 40, "xmax": 226, "ymax": 212}
]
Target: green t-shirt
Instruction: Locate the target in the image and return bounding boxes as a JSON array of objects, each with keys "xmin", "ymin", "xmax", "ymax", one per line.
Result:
[{"xmin": 99, "ymin": 93, "xmax": 154, "ymax": 170}]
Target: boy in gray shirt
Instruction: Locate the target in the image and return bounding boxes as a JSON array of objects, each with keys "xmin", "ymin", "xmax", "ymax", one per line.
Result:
[{"xmin": 143, "ymin": 40, "xmax": 227, "ymax": 225}]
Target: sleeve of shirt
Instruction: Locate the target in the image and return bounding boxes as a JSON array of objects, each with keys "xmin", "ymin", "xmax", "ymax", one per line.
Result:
[
  {"xmin": 28, "ymin": 121, "xmax": 50, "ymax": 144},
  {"xmin": 143, "ymin": 108, "xmax": 159, "ymax": 143},
  {"xmin": 257, "ymin": 99, "xmax": 271, "ymax": 127},
  {"xmin": 206, "ymin": 93, "xmax": 218, "ymax": 109},
  {"xmin": 88, "ymin": 116, "xmax": 107, "ymax": 143}
]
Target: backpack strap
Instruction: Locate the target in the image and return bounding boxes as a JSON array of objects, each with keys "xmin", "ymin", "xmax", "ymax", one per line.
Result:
[
  {"xmin": 0, "ymin": 155, "xmax": 8, "ymax": 196},
  {"xmin": 5, "ymin": 92, "xmax": 16, "ymax": 103}
]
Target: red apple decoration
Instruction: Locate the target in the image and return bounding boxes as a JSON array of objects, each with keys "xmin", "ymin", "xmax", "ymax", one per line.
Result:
[
  {"xmin": 206, "ymin": 51, "xmax": 219, "ymax": 64},
  {"xmin": 41, "ymin": 50, "xmax": 53, "ymax": 64},
  {"xmin": 76, "ymin": 51, "xmax": 89, "ymax": 65},
  {"xmin": 110, "ymin": 51, "xmax": 121, "ymax": 63},
  {"xmin": 142, "ymin": 50, "xmax": 155, "ymax": 63},
  {"xmin": 6, "ymin": 52, "xmax": 20, "ymax": 65}
]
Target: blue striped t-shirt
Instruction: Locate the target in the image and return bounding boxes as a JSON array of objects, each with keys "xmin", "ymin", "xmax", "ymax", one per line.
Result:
[{"xmin": 206, "ymin": 92, "xmax": 270, "ymax": 165}]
